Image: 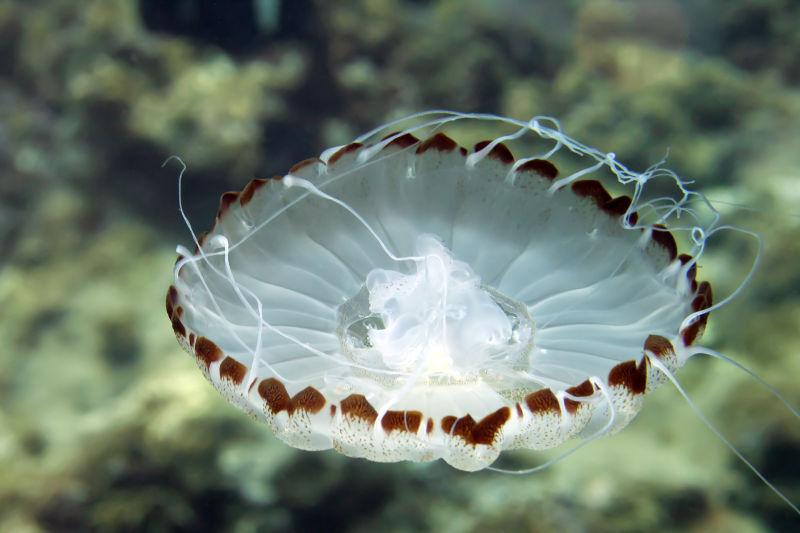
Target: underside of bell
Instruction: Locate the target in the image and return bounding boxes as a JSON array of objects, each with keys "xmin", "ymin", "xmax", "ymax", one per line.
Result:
[{"xmin": 167, "ymin": 128, "xmax": 712, "ymax": 470}]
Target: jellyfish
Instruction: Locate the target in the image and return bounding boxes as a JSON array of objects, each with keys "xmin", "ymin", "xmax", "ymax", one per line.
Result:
[{"xmin": 166, "ymin": 111, "xmax": 797, "ymax": 512}]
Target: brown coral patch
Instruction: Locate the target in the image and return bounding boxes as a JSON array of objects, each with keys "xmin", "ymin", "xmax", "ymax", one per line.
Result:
[
  {"xmin": 474, "ymin": 140, "xmax": 515, "ymax": 164},
  {"xmin": 517, "ymin": 158, "xmax": 559, "ymax": 180}
]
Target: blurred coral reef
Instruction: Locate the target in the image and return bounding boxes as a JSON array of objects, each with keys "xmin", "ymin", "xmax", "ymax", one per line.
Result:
[{"xmin": 0, "ymin": 0, "xmax": 798, "ymax": 531}]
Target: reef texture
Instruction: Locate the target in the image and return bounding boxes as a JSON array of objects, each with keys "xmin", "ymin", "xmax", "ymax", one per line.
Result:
[{"xmin": 0, "ymin": 0, "xmax": 799, "ymax": 531}]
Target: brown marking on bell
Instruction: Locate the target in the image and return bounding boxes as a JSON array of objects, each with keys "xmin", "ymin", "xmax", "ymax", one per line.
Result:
[
  {"xmin": 340, "ymin": 394, "xmax": 378, "ymax": 424},
  {"xmin": 515, "ymin": 403, "xmax": 523, "ymax": 417},
  {"xmin": 682, "ymin": 317, "xmax": 706, "ymax": 346},
  {"xmin": 381, "ymin": 410, "xmax": 423, "ymax": 433},
  {"xmin": 193, "ymin": 231, "xmax": 208, "ymax": 254},
  {"xmin": 379, "ymin": 410, "xmax": 404, "ymax": 432},
  {"xmin": 441, "ymin": 416, "xmax": 456, "ymax": 434},
  {"xmin": 416, "ymin": 132, "xmax": 457, "ymax": 154},
  {"xmin": 451, "ymin": 415, "xmax": 477, "ymax": 440},
  {"xmin": 194, "ymin": 336, "xmax": 223, "ymax": 368},
  {"xmin": 608, "ymin": 360, "xmax": 647, "ymax": 394},
  {"xmin": 681, "ymin": 281, "xmax": 713, "ymax": 345},
  {"xmin": 239, "ymin": 178, "xmax": 268, "ymax": 206},
  {"xmin": 517, "ymin": 158, "xmax": 559, "ymax": 180},
  {"xmin": 171, "ymin": 316, "xmax": 186, "ymax": 338},
  {"xmin": 328, "ymin": 143, "xmax": 363, "ymax": 165},
  {"xmin": 291, "ymin": 386, "xmax": 326, "ymax": 414},
  {"xmin": 381, "ymin": 131, "xmax": 419, "ymax": 148},
  {"xmin": 473, "ymin": 140, "xmax": 515, "ymax": 164},
  {"xmin": 602, "ymin": 196, "xmax": 638, "ymax": 226},
  {"xmin": 644, "ymin": 334, "xmax": 675, "ymax": 359},
  {"xmin": 403, "ymin": 411, "xmax": 422, "ymax": 433},
  {"xmin": 693, "ymin": 281, "xmax": 713, "ymax": 311},
  {"xmin": 330, "ymin": 405, "xmax": 337, "ymax": 416},
  {"xmin": 571, "ymin": 180, "xmax": 613, "ymax": 208},
  {"xmin": 525, "ymin": 388, "xmax": 560, "ymax": 414},
  {"xmin": 425, "ymin": 418, "xmax": 434, "ymax": 434},
  {"xmin": 217, "ymin": 191, "xmax": 240, "ymax": 219},
  {"xmin": 258, "ymin": 378, "xmax": 292, "ymax": 414},
  {"xmin": 166, "ymin": 285, "xmax": 177, "ymax": 318},
  {"xmin": 289, "ymin": 158, "xmax": 323, "ymax": 175},
  {"xmin": 679, "ymin": 253, "xmax": 697, "ymax": 284},
  {"xmin": 651, "ymin": 224, "xmax": 678, "ymax": 261},
  {"xmin": 219, "ymin": 356, "xmax": 247, "ymax": 385},
  {"xmin": 468, "ymin": 407, "xmax": 511, "ymax": 445},
  {"xmin": 188, "ymin": 333, "xmax": 196, "ymax": 347},
  {"xmin": 564, "ymin": 379, "xmax": 596, "ymax": 414},
  {"xmin": 442, "ymin": 415, "xmax": 477, "ymax": 439},
  {"xmin": 175, "ymin": 306, "xmax": 184, "ymax": 318}
]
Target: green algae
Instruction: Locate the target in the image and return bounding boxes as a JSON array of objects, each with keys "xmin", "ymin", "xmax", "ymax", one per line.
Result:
[{"xmin": 0, "ymin": 0, "xmax": 798, "ymax": 531}]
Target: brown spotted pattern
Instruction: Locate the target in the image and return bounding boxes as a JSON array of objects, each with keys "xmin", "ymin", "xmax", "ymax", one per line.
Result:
[
  {"xmin": 328, "ymin": 143, "xmax": 363, "ymax": 165},
  {"xmin": 194, "ymin": 336, "xmax": 223, "ymax": 369},
  {"xmin": 474, "ymin": 140, "xmax": 515, "ymax": 164},
  {"xmin": 219, "ymin": 356, "xmax": 247, "ymax": 385},
  {"xmin": 257, "ymin": 378, "xmax": 326, "ymax": 415},
  {"xmin": 517, "ymin": 158, "xmax": 559, "ymax": 180},
  {"xmin": 239, "ymin": 178, "xmax": 268, "ymax": 206}
]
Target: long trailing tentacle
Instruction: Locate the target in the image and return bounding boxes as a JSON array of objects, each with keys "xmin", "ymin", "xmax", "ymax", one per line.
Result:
[{"xmin": 647, "ymin": 353, "xmax": 800, "ymax": 515}]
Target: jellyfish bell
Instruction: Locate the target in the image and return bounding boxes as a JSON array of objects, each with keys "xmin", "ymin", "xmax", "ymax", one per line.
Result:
[{"xmin": 166, "ymin": 111, "xmax": 797, "ymax": 511}]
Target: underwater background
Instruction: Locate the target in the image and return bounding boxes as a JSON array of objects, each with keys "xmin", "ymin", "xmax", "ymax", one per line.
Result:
[{"xmin": 0, "ymin": 1, "xmax": 798, "ymax": 531}]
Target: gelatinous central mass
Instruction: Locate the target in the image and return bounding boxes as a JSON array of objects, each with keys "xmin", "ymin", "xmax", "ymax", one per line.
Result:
[{"xmin": 338, "ymin": 234, "xmax": 533, "ymax": 376}]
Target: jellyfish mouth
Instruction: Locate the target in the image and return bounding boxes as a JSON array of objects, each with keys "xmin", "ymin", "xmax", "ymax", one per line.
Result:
[{"xmin": 337, "ymin": 234, "xmax": 535, "ymax": 383}]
